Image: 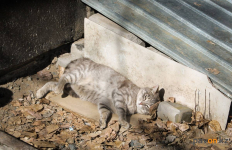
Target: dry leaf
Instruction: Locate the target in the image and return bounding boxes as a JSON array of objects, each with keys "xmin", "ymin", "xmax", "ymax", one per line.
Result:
[
  {"xmin": 178, "ymin": 124, "xmax": 189, "ymax": 132},
  {"xmin": 194, "ymin": 2, "xmax": 201, "ymax": 6},
  {"xmin": 33, "ymin": 140, "xmax": 56, "ymax": 148},
  {"xmin": 60, "ymin": 123, "xmax": 71, "ymax": 129},
  {"xmin": 12, "ymin": 101, "xmax": 22, "ymax": 107},
  {"xmin": 208, "ymin": 120, "xmax": 221, "ymax": 132},
  {"xmin": 59, "ymin": 130, "xmax": 72, "ymax": 141},
  {"xmin": 31, "ymin": 104, "xmax": 43, "ymax": 112},
  {"xmin": 166, "ymin": 121, "xmax": 172, "ymax": 129},
  {"xmin": 169, "ymin": 122, "xmax": 179, "ymax": 132},
  {"xmin": 149, "ymin": 102, "xmax": 160, "ymax": 115},
  {"xmin": 206, "ymin": 68, "xmax": 220, "ymax": 75},
  {"xmin": 40, "ymin": 98, "xmax": 50, "ymax": 104},
  {"xmin": 33, "ymin": 120, "xmax": 43, "ymax": 126},
  {"xmin": 25, "ymin": 109, "xmax": 42, "ymax": 120},
  {"xmin": 35, "ymin": 124, "xmax": 45, "ymax": 132},
  {"xmin": 88, "ymin": 131, "xmax": 102, "ymax": 138},
  {"xmin": 110, "ymin": 122, "xmax": 120, "ymax": 133},
  {"xmin": 167, "ymin": 97, "xmax": 175, "ymax": 103},
  {"xmin": 41, "ymin": 109, "xmax": 54, "ymax": 118},
  {"xmin": 155, "ymin": 119, "xmax": 168, "ymax": 130},
  {"xmin": 49, "ymin": 135, "xmax": 66, "ymax": 145},
  {"xmin": 101, "ymin": 127, "xmax": 112, "ymax": 139},
  {"xmin": 195, "ymin": 111, "xmax": 204, "ymax": 122},
  {"xmin": 108, "ymin": 120, "xmax": 117, "ymax": 126},
  {"xmin": 46, "ymin": 124, "xmax": 59, "ymax": 133},
  {"xmin": 20, "ymin": 131, "xmax": 37, "ymax": 138},
  {"xmin": 12, "ymin": 131, "xmax": 21, "ymax": 138},
  {"xmin": 80, "ymin": 125, "xmax": 93, "ymax": 134},
  {"xmin": 207, "ymin": 40, "xmax": 215, "ymax": 45},
  {"xmin": 94, "ymin": 137, "xmax": 105, "ymax": 144}
]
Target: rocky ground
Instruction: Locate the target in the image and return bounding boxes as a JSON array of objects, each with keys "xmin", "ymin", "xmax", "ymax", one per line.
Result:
[{"xmin": 0, "ymin": 57, "xmax": 232, "ymax": 150}]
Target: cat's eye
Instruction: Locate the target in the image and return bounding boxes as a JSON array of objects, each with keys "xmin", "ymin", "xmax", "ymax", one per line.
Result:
[{"xmin": 144, "ymin": 94, "xmax": 150, "ymax": 100}]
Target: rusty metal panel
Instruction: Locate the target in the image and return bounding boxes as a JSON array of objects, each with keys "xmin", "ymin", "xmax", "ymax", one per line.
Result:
[{"xmin": 82, "ymin": 0, "xmax": 232, "ymax": 98}]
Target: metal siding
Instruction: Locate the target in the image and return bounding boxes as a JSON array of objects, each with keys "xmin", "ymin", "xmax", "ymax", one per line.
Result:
[{"xmin": 82, "ymin": 0, "xmax": 232, "ymax": 98}]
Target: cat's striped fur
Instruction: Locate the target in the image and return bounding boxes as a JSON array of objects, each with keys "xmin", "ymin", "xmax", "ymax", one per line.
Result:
[{"xmin": 37, "ymin": 58, "xmax": 160, "ymax": 129}]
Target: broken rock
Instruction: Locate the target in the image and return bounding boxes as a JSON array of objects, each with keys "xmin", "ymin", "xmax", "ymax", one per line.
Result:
[{"xmin": 157, "ymin": 101, "xmax": 192, "ymax": 123}]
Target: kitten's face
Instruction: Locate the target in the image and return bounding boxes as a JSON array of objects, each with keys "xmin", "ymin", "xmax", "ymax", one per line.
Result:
[{"xmin": 136, "ymin": 86, "xmax": 160, "ymax": 115}]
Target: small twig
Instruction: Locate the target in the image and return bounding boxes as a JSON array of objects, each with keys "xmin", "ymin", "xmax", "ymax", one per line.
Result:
[
  {"xmin": 209, "ymin": 92, "xmax": 211, "ymax": 120},
  {"xmin": 195, "ymin": 89, "xmax": 197, "ymax": 121},
  {"xmin": 204, "ymin": 89, "xmax": 206, "ymax": 117}
]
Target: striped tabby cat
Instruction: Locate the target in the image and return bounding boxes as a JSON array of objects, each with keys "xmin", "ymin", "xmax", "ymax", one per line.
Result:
[{"xmin": 37, "ymin": 58, "xmax": 160, "ymax": 129}]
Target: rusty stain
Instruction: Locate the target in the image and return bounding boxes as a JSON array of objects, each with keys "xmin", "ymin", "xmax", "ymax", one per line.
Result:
[
  {"xmin": 194, "ymin": 2, "xmax": 202, "ymax": 7},
  {"xmin": 206, "ymin": 68, "xmax": 220, "ymax": 75},
  {"xmin": 207, "ymin": 40, "xmax": 216, "ymax": 45}
]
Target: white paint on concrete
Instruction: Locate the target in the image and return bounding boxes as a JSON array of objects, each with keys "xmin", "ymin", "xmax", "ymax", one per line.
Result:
[
  {"xmin": 89, "ymin": 13, "xmax": 145, "ymax": 47},
  {"xmin": 84, "ymin": 18, "xmax": 231, "ymax": 130}
]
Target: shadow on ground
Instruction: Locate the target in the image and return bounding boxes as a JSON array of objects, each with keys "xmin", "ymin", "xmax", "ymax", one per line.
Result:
[{"xmin": 0, "ymin": 87, "xmax": 13, "ymax": 107}]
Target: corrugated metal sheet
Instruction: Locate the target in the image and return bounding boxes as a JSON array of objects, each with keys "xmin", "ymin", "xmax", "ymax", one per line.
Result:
[{"xmin": 82, "ymin": 0, "xmax": 232, "ymax": 98}]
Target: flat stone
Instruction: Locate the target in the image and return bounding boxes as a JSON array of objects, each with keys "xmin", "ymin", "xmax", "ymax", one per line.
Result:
[
  {"xmin": 89, "ymin": 13, "xmax": 145, "ymax": 47},
  {"xmin": 158, "ymin": 102, "xmax": 192, "ymax": 123},
  {"xmin": 49, "ymin": 94, "xmax": 150, "ymax": 127}
]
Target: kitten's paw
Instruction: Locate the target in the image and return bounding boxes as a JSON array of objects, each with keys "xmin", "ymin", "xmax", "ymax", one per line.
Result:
[
  {"xmin": 36, "ymin": 89, "xmax": 44, "ymax": 99},
  {"xmin": 99, "ymin": 121, "xmax": 107, "ymax": 130},
  {"xmin": 120, "ymin": 121, "xmax": 130, "ymax": 130},
  {"xmin": 54, "ymin": 87, "xmax": 62, "ymax": 95}
]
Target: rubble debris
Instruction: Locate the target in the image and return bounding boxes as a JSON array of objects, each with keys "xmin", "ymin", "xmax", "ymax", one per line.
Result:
[{"xmin": 0, "ymin": 52, "xmax": 231, "ymax": 150}]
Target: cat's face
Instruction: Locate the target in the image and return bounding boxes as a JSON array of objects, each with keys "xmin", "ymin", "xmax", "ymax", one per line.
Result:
[{"xmin": 136, "ymin": 86, "xmax": 160, "ymax": 115}]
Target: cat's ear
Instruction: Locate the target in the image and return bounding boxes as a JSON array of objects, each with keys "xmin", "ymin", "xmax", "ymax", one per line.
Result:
[{"xmin": 152, "ymin": 85, "xmax": 159, "ymax": 94}]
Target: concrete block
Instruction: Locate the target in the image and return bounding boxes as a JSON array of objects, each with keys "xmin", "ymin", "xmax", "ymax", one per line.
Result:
[
  {"xmin": 56, "ymin": 38, "xmax": 84, "ymax": 68},
  {"xmin": 89, "ymin": 13, "xmax": 145, "ymax": 47},
  {"xmin": 84, "ymin": 18, "xmax": 231, "ymax": 129},
  {"xmin": 157, "ymin": 102, "xmax": 192, "ymax": 123}
]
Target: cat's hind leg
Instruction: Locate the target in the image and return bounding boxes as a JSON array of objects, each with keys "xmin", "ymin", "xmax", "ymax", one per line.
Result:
[
  {"xmin": 36, "ymin": 81, "xmax": 58, "ymax": 98},
  {"xmin": 98, "ymin": 102, "xmax": 112, "ymax": 129},
  {"xmin": 37, "ymin": 73, "xmax": 78, "ymax": 98}
]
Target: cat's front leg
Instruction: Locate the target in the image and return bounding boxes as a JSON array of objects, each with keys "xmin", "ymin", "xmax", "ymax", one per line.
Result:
[
  {"xmin": 98, "ymin": 103, "xmax": 111, "ymax": 129},
  {"xmin": 115, "ymin": 106, "xmax": 130, "ymax": 129},
  {"xmin": 113, "ymin": 94, "xmax": 130, "ymax": 129}
]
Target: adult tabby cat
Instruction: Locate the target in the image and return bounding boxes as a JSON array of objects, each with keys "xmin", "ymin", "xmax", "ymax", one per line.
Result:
[{"xmin": 37, "ymin": 58, "xmax": 160, "ymax": 129}]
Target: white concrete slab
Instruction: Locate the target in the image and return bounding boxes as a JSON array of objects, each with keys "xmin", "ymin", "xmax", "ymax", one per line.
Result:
[{"xmin": 84, "ymin": 18, "xmax": 231, "ymax": 130}]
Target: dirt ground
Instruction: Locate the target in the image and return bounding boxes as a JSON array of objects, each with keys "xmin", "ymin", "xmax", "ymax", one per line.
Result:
[{"xmin": 0, "ymin": 57, "xmax": 232, "ymax": 150}]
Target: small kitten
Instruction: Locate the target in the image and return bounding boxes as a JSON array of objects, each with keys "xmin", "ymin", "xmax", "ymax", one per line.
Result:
[{"xmin": 37, "ymin": 58, "xmax": 160, "ymax": 129}]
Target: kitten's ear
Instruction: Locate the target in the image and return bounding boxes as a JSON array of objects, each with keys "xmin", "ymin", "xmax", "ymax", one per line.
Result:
[{"xmin": 152, "ymin": 85, "xmax": 159, "ymax": 94}]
